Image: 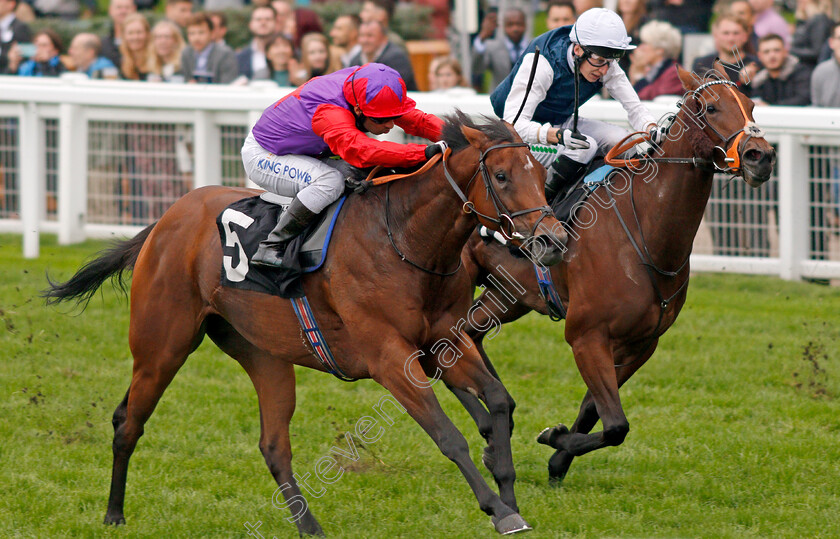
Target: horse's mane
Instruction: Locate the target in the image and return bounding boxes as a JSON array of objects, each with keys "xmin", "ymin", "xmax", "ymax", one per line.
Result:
[{"xmin": 441, "ymin": 110, "xmax": 514, "ymax": 151}]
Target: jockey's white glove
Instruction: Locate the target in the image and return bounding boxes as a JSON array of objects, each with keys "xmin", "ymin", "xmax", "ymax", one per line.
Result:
[
  {"xmin": 560, "ymin": 129, "xmax": 591, "ymax": 150},
  {"xmin": 648, "ymin": 124, "xmax": 667, "ymax": 146},
  {"xmin": 425, "ymin": 141, "xmax": 448, "ymax": 159}
]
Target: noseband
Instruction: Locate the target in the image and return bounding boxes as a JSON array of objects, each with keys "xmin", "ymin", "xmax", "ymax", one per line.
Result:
[
  {"xmin": 442, "ymin": 143, "xmax": 554, "ymax": 241},
  {"xmin": 691, "ymin": 79, "xmax": 764, "ymax": 174}
]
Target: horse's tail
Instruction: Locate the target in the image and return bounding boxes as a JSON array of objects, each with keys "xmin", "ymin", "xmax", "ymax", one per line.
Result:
[{"xmin": 42, "ymin": 222, "xmax": 157, "ymax": 309}]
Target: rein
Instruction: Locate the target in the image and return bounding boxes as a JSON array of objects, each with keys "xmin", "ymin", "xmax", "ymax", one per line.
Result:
[{"xmin": 383, "ymin": 143, "xmax": 554, "ymax": 277}]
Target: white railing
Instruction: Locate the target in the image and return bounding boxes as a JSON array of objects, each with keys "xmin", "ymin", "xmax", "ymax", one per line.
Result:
[{"xmin": 1, "ymin": 74, "xmax": 839, "ymax": 281}]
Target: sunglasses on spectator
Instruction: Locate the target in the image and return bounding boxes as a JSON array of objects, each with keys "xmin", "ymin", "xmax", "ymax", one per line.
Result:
[{"xmin": 369, "ymin": 116, "xmax": 402, "ymax": 125}]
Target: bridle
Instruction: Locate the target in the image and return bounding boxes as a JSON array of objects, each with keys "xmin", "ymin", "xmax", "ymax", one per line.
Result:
[
  {"xmin": 442, "ymin": 143, "xmax": 554, "ymax": 241},
  {"xmin": 385, "ymin": 142, "xmax": 555, "ymax": 277},
  {"xmin": 606, "ymin": 78, "xmax": 763, "ymax": 176},
  {"xmin": 690, "ymin": 79, "xmax": 765, "ymax": 174}
]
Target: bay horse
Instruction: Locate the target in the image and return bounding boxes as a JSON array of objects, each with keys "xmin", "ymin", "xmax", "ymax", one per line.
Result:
[
  {"xmin": 450, "ymin": 65, "xmax": 776, "ymax": 483},
  {"xmin": 43, "ymin": 112, "xmax": 565, "ymax": 536}
]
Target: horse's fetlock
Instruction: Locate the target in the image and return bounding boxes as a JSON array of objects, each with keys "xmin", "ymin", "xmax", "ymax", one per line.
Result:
[{"xmin": 604, "ymin": 422, "xmax": 629, "ymax": 446}]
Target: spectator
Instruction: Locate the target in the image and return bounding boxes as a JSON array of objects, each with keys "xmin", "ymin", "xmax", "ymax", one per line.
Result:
[
  {"xmin": 751, "ymin": 33, "xmax": 811, "ymax": 105},
  {"xmin": 430, "ymin": 56, "xmax": 476, "ymax": 95},
  {"xmin": 359, "ymin": 0, "xmax": 405, "ymax": 51},
  {"xmin": 349, "ymin": 20, "xmax": 417, "ymax": 91},
  {"xmin": 471, "ymin": 8, "xmax": 529, "ymax": 93},
  {"xmin": 618, "ymin": 0, "xmax": 648, "ymax": 44},
  {"xmin": 68, "ymin": 33, "xmax": 119, "ymax": 79},
  {"xmin": 810, "ymin": 22, "xmax": 840, "ymax": 107},
  {"xmin": 546, "ymin": 0, "xmax": 576, "ymax": 31},
  {"xmin": 101, "ymin": 0, "xmax": 137, "ymax": 68},
  {"xmin": 31, "ymin": 0, "xmax": 95, "ymax": 19},
  {"xmin": 727, "ymin": 0, "xmax": 758, "ymax": 54},
  {"xmin": 630, "ymin": 20, "xmax": 684, "ymax": 99},
  {"xmin": 648, "ymin": 0, "xmax": 715, "ymax": 34},
  {"xmin": 617, "ymin": 0, "xmax": 649, "ymax": 73},
  {"xmin": 1, "ymin": 0, "xmax": 32, "ymax": 74},
  {"xmin": 235, "ymin": 5, "xmax": 277, "ymax": 81},
  {"xmin": 181, "ymin": 12, "xmax": 237, "ymax": 83},
  {"xmin": 413, "ymin": 0, "xmax": 449, "ymax": 40},
  {"xmin": 692, "ymin": 15, "xmax": 758, "ymax": 89},
  {"xmin": 790, "ymin": 0, "xmax": 835, "ymax": 69},
  {"xmin": 573, "ymin": 0, "xmax": 603, "ymax": 11},
  {"xmin": 291, "ymin": 32, "xmax": 340, "ymax": 85},
  {"xmin": 208, "ymin": 11, "xmax": 229, "ymax": 46},
  {"xmin": 749, "ymin": 0, "xmax": 790, "ymax": 47},
  {"xmin": 165, "ymin": 0, "xmax": 193, "ymax": 31},
  {"xmin": 10, "ymin": 28, "xmax": 66, "ymax": 76},
  {"xmin": 270, "ymin": 0, "xmax": 294, "ymax": 39},
  {"xmin": 119, "ymin": 12, "xmax": 151, "ymax": 80},
  {"xmin": 290, "ymin": 7, "xmax": 323, "ymax": 50},
  {"xmin": 147, "ymin": 19, "xmax": 185, "ymax": 82},
  {"xmin": 330, "ymin": 13, "xmax": 360, "ymax": 68},
  {"xmin": 265, "ymin": 31, "xmax": 294, "ymax": 85}
]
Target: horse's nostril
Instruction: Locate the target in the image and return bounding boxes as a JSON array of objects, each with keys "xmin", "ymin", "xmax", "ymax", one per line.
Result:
[{"xmin": 744, "ymin": 149, "xmax": 763, "ymax": 162}]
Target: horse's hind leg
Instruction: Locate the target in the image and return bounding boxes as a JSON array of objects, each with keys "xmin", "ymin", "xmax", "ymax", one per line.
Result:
[
  {"xmin": 207, "ymin": 318, "xmax": 324, "ymax": 537},
  {"xmin": 539, "ymin": 339, "xmax": 657, "ymax": 483},
  {"xmin": 104, "ymin": 294, "xmax": 204, "ymax": 524}
]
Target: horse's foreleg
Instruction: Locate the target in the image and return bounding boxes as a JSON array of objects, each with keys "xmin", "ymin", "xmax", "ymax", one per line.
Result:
[
  {"xmin": 539, "ymin": 339, "xmax": 657, "ymax": 482},
  {"xmin": 440, "ymin": 341, "xmax": 520, "ymax": 516},
  {"xmin": 445, "ymin": 286, "xmax": 531, "ymax": 473},
  {"xmin": 374, "ymin": 340, "xmax": 528, "ymax": 535}
]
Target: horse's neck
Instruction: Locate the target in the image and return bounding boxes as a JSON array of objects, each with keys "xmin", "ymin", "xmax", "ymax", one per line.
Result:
[
  {"xmin": 628, "ymin": 121, "xmax": 714, "ymax": 267},
  {"xmin": 387, "ymin": 153, "xmax": 476, "ymax": 273}
]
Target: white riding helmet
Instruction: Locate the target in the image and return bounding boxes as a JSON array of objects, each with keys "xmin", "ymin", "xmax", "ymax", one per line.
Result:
[{"xmin": 570, "ymin": 8, "xmax": 636, "ymax": 60}]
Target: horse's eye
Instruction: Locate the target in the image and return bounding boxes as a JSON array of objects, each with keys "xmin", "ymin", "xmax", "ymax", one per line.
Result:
[
  {"xmin": 495, "ymin": 171, "xmax": 507, "ymax": 183},
  {"xmin": 706, "ymin": 104, "xmax": 717, "ymax": 114}
]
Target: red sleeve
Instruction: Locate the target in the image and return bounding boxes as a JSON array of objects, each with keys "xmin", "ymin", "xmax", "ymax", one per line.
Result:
[
  {"xmin": 395, "ymin": 109, "xmax": 444, "ymax": 142},
  {"xmin": 312, "ymin": 104, "xmax": 430, "ymax": 169}
]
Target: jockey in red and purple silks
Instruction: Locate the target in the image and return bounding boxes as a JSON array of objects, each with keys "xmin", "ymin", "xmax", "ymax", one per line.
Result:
[{"xmin": 242, "ymin": 63, "xmax": 445, "ymax": 267}]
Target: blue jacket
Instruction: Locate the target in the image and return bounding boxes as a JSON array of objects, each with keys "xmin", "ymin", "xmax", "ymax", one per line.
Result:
[{"xmin": 490, "ymin": 27, "xmax": 603, "ymax": 127}]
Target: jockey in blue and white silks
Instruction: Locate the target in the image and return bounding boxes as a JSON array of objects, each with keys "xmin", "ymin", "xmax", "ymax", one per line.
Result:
[{"xmin": 491, "ymin": 8, "xmax": 665, "ymax": 201}]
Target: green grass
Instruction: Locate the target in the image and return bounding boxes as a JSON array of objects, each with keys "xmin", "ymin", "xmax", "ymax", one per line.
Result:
[{"xmin": 1, "ymin": 233, "xmax": 839, "ymax": 538}]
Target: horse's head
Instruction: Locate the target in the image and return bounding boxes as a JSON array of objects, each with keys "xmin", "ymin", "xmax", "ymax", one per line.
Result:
[
  {"xmin": 676, "ymin": 62, "xmax": 775, "ymax": 187},
  {"xmin": 442, "ymin": 111, "xmax": 566, "ymax": 266}
]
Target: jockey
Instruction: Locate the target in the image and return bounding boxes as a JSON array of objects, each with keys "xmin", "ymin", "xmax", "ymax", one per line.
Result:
[
  {"xmin": 490, "ymin": 8, "xmax": 665, "ymax": 202},
  {"xmin": 242, "ymin": 63, "xmax": 445, "ymax": 267}
]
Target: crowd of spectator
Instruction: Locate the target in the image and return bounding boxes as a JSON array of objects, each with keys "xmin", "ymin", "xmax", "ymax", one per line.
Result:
[{"xmin": 1, "ymin": 0, "xmax": 839, "ymax": 108}]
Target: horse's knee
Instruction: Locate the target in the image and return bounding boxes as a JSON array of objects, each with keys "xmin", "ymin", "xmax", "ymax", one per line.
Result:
[
  {"xmin": 603, "ymin": 422, "xmax": 629, "ymax": 446},
  {"xmin": 483, "ymin": 381, "xmax": 510, "ymax": 417},
  {"xmin": 438, "ymin": 431, "xmax": 470, "ymax": 463}
]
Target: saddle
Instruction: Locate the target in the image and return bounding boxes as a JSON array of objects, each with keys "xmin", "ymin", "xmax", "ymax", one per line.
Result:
[{"xmin": 216, "ymin": 194, "xmax": 346, "ymax": 298}]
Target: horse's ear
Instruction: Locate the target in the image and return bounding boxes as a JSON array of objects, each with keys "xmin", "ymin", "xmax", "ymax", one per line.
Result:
[
  {"xmin": 676, "ymin": 63, "xmax": 702, "ymax": 92},
  {"xmin": 461, "ymin": 125, "xmax": 490, "ymax": 149}
]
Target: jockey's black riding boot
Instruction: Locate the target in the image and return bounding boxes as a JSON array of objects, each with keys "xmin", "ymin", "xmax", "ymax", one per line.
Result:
[
  {"xmin": 545, "ymin": 155, "xmax": 589, "ymax": 204},
  {"xmin": 251, "ymin": 198, "xmax": 318, "ymax": 267}
]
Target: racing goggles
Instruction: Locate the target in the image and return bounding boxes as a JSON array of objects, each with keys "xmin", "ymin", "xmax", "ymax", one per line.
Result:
[
  {"xmin": 369, "ymin": 115, "xmax": 402, "ymax": 125},
  {"xmin": 581, "ymin": 45, "xmax": 626, "ymax": 67}
]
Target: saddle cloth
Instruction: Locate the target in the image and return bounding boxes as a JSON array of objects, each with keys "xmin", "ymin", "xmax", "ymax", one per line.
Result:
[{"xmin": 216, "ymin": 193, "xmax": 346, "ymax": 298}]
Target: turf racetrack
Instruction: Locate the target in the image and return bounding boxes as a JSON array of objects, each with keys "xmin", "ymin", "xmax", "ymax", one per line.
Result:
[{"xmin": 1, "ymin": 235, "xmax": 839, "ymax": 538}]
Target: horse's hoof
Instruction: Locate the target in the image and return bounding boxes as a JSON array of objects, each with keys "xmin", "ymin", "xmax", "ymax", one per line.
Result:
[
  {"xmin": 482, "ymin": 445, "xmax": 496, "ymax": 473},
  {"xmin": 492, "ymin": 513, "xmax": 532, "ymax": 535},
  {"xmin": 536, "ymin": 424, "xmax": 569, "ymax": 449},
  {"xmin": 103, "ymin": 513, "xmax": 125, "ymax": 525}
]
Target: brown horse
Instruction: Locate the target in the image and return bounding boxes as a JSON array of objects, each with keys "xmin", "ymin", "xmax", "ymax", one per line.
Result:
[
  {"xmin": 43, "ymin": 112, "xmax": 565, "ymax": 536},
  {"xmin": 450, "ymin": 65, "xmax": 776, "ymax": 483}
]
